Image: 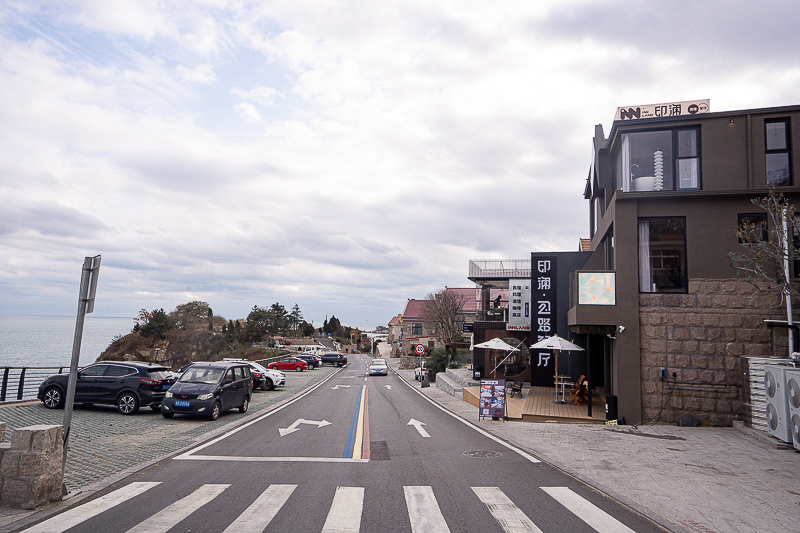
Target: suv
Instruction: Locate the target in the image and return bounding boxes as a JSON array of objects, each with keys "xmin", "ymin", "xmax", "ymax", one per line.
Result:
[
  {"xmin": 37, "ymin": 361, "xmax": 175, "ymax": 415},
  {"xmin": 223, "ymin": 359, "xmax": 285, "ymax": 391},
  {"xmin": 321, "ymin": 352, "xmax": 348, "ymax": 367},
  {"xmin": 296, "ymin": 353, "xmax": 321, "ymax": 369},
  {"xmin": 161, "ymin": 361, "xmax": 252, "ymax": 420}
]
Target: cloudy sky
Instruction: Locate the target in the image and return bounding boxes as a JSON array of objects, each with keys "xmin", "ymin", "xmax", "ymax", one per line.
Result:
[{"xmin": 1, "ymin": 1, "xmax": 799, "ymax": 329}]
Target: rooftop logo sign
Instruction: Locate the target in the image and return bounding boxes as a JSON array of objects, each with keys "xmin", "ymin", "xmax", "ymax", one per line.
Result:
[{"xmin": 615, "ymin": 99, "xmax": 710, "ymax": 121}]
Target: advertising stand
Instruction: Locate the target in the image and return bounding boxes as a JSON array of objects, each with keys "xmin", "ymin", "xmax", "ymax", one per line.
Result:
[{"xmin": 478, "ymin": 379, "xmax": 506, "ymax": 421}]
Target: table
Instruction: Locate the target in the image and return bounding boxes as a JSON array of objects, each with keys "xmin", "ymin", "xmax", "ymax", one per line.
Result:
[{"xmin": 551, "ymin": 375, "xmax": 572, "ymax": 404}]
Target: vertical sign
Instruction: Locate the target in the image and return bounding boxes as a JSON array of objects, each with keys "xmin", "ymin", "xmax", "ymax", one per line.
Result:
[
  {"xmin": 506, "ymin": 279, "xmax": 531, "ymax": 331},
  {"xmin": 479, "ymin": 379, "xmax": 506, "ymax": 419},
  {"xmin": 532, "ymin": 255, "xmax": 557, "ymax": 387}
]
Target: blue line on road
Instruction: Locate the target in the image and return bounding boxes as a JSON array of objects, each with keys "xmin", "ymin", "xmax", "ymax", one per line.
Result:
[{"xmin": 343, "ymin": 384, "xmax": 364, "ymax": 458}]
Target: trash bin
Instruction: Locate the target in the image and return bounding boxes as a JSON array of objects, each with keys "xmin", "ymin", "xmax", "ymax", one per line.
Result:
[
  {"xmin": 605, "ymin": 394, "xmax": 618, "ymax": 420},
  {"xmin": 473, "ymin": 366, "xmax": 483, "ymax": 380}
]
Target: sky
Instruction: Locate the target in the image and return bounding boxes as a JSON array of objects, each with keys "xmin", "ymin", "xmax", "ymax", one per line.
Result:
[{"xmin": 2, "ymin": 1, "xmax": 800, "ymax": 330}]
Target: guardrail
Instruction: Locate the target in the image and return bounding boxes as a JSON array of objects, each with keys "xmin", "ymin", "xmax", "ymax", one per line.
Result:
[{"xmin": 1, "ymin": 366, "xmax": 69, "ymax": 402}]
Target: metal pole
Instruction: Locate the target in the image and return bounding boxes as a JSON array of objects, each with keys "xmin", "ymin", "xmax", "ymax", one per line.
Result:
[
  {"xmin": 784, "ymin": 209, "xmax": 794, "ymax": 358},
  {"xmin": 61, "ymin": 256, "xmax": 100, "ymax": 496}
]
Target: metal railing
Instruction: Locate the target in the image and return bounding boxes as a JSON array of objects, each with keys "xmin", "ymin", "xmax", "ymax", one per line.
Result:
[
  {"xmin": 1, "ymin": 366, "xmax": 70, "ymax": 402},
  {"xmin": 468, "ymin": 259, "xmax": 531, "ymax": 279}
]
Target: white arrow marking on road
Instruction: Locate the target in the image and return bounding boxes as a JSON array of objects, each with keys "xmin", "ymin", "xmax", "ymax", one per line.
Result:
[
  {"xmin": 385, "ymin": 385, "xmax": 392, "ymax": 390},
  {"xmin": 278, "ymin": 419, "xmax": 332, "ymax": 437},
  {"xmin": 407, "ymin": 418, "xmax": 430, "ymax": 438},
  {"xmin": 331, "ymin": 384, "xmax": 352, "ymax": 390}
]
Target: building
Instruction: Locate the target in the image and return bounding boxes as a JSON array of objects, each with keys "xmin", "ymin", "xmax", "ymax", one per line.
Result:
[{"xmin": 570, "ymin": 101, "xmax": 800, "ymax": 425}]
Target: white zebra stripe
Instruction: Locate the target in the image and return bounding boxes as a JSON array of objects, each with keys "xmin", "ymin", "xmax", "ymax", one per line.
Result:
[
  {"xmin": 125, "ymin": 484, "xmax": 230, "ymax": 533},
  {"xmin": 472, "ymin": 486, "xmax": 543, "ymax": 533},
  {"xmin": 404, "ymin": 485, "xmax": 451, "ymax": 533},
  {"xmin": 541, "ymin": 486, "xmax": 636, "ymax": 533},
  {"xmin": 223, "ymin": 484, "xmax": 297, "ymax": 533},
  {"xmin": 321, "ymin": 486, "xmax": 364, "ymax": 533}
]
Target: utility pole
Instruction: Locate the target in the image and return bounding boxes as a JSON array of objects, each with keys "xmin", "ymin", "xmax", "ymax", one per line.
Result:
[{"xmin": 62, "ymin": 255, "xmax": 101, "ymax": 495}]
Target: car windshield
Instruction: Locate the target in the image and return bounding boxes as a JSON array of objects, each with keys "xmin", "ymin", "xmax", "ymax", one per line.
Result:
[
  {"xmin": 147, "ymin": 370, "xmax": 173, "ymax": 380},
  {"xmin": 179, "ymin": 367, "xmax": 225, "ymax": 384},
  {"xmin": 371, "ymin": 360, "xmax": 386, "ymax": 366},
  {"xmin": 249, "ymin": 363, "xmax": 269, "ymax": 373}
]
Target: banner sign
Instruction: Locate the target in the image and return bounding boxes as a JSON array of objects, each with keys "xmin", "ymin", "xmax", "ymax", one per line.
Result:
[
  {"xmin": 578, "ymin": 272, "xmax": 616, "ymax": 305},
  {"xmin": 507, "ymin": 279, "xmax": 531, "ymax": 331},
  {"xmin": 615, "ymin": 99, "xmax": 709, "ymax": 121},
  {"xmin": 532, "ymin": 255, "xmax": 557, "ymax": 387},
  {"xmin": 479, "ymin": 379, "xmax": 506, "ymax": 419}
]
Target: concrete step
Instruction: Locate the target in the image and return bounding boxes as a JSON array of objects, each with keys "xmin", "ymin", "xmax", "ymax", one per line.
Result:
[
  {"xmin": 445, "ymin": 367, "xmax": 480, "ymax": 388},
  {"xmin": 435, "ymin": 372, "xmax": 463, "ymax": 397}
]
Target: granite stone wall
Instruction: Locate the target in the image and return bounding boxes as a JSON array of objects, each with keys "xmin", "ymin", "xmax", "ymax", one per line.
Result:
[
  {"xmin": 639, "ymin": 278, "xmax": 790, "ymax": 426},
  {"xmin": 0, "ymin": 423, "xmax": 64, "ymax": 509}
]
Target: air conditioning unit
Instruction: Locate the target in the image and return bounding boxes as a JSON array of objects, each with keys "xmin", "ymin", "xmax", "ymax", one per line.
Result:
[
  {"xmin": 764, "ymin": 365, "xmax": 792, "ymax": 443},
  {"xmin": 784, "ymin": 368, "xmax": 800, "ymax": 451}
]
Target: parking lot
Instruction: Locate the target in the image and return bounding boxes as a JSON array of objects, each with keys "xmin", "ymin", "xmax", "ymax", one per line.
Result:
[{"xmin": 0, "ymin": 365, "xmax": 338, "ymax": 491}]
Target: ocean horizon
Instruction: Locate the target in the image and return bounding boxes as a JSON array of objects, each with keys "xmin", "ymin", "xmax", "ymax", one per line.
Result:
[{"xmin": 0, "ymin": 315, "xmax": 134, "ymax": 368}]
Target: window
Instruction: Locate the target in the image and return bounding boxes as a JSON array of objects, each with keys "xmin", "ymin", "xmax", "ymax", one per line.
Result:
[
  {"xmin": 616, "ymin": 127, "xmax": 700, "ymax": 191},
  {"xmin": 411, "ymin": 323, "xmax": 423, "ymax": 336},
  {"xmin": 82, "ymin": 364, "xmax": 108, "ymax": 377},
  {"xmin": 766, "ymin": 119, "xmax": 792, "ymax": 186},
  {"xmin": 106, "ymin": 365, "xmax": 135, "ymax": 377},
  {"xmin": 738, "ymin": 213, "xmax": 768, "ymax": 243},
  {"xmin": 638, "ymin": 217, "xmax": 687, "ymax": 293}
]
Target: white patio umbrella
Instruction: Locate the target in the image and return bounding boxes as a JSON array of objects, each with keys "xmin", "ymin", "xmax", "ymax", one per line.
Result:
[
  {"xmin": 531, "ymin": 334, "xmax": 584, "ymax": 393},
  {"xmin": 474, "ymin": 337, "xmax": 520, "ymax": 378}
]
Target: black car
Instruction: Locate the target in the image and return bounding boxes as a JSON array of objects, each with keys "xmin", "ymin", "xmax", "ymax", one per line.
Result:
[
  {"xmin": 37, "ymin": 361, "xmax": 175, "ymax": 415},
  {"xmin": 296, "ymin": 353, "xmax": 320, "ymax": 369},
  {"xmin": 161, "ymin": 361, "xmax": 252, "ymax": 420},
  {"xmin": 320, "ymin": 352, "xmax": 348, "ymax": 367}
]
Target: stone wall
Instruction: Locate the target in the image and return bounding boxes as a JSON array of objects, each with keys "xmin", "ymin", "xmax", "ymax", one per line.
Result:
[
  {"xmin": 639, "ymin": 278, "xmax": 789, "ymax": 426},
  {"xmin": 0, "ymin": 423, "xmax": 64, "ymax": 509}
]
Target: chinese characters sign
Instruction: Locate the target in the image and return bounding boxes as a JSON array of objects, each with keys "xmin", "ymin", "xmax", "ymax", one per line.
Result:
[
  {"xmin": 532, "ymin": 255, "xmax": 557, "ymax": 387},
  {"xmin": 578, "ymin": 272, "xmax": 616, "ymax": 305},
  {"xmin": 506, "ymin": 279, "xmax": 531, "ymax": 331},
  {"xmin": 479, "ymin": 379, "xmax": 506, "ymax": 419},
  {"xmin": 615, "ymin": 99, "xmax": 709, "ymax": 121}
]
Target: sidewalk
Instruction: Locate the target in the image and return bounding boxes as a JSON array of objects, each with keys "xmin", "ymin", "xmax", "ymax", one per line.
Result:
[{"xmin": 385, "ymin": 357, "xmax": 800, "ymax": 533}]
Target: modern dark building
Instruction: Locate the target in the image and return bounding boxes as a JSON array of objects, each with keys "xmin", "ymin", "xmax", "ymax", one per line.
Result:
[{"xmin": 571, "ymin": 102, "xmax": 800, "ymax": 425}]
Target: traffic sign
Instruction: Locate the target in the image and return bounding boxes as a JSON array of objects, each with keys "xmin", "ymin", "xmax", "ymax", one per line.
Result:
[{"xmin": 414, "ymin": 344, "xmax": 426, "ymax": 355}]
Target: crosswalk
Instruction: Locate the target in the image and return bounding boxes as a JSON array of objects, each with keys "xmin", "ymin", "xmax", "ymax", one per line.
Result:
[{"xmin": 23, "ymin": 482, "xmax": 637, "ymax": 533}]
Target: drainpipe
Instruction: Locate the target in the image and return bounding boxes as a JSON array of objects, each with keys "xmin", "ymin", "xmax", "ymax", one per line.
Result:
[{"xmin": 783, "ymin": 208, "xmax": 794, "ymax": 358}]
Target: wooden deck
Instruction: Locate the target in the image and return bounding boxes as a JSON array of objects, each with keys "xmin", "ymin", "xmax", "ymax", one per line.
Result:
[{"xmin": 464, "ymin": 385, "xmax": 607, "ymax": 423}]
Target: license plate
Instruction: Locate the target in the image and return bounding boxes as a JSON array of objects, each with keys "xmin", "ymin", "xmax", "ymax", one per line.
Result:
[
  {"xmin": 163, "ymin": 384, "xmax": 172, "ymax": 390},
  {"xmin": 174, "ymin": 400, "xmax": 190, "ymax": 407}
]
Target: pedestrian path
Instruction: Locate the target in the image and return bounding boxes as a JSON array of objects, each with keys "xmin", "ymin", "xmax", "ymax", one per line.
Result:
[{"xmin": 21, "ymin": 481, "xmax": 637, "ymax": 533}]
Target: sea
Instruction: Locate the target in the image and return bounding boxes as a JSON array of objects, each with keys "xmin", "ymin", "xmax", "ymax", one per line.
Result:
[{"xmin": 0, "ymin": 315, "xmax": 134, "ymax": 368}]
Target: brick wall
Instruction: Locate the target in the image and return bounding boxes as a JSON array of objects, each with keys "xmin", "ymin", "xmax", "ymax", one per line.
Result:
[{"xmin": 639, "ymin": 278, "xmax": 788, "ymax": 426}]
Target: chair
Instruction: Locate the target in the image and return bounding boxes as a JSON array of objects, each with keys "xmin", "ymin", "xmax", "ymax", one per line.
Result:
[
  {"xmin": 569, "ymin": 375, "xmax": 587, "ymax": 405},
  {"xmin": 507, "ymin": 380, "xmax": 525, "ymax": 399}
]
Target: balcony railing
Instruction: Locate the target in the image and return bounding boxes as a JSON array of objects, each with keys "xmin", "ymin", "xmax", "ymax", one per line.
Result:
[{"xmin": 468, "ymin": 259, "xmax": 531, "ymax": 280}]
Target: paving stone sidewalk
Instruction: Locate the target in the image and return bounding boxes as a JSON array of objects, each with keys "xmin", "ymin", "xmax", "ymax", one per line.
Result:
[{"xmin": 386, "ymin": 357, "xmax": 800, "ymax": 533}]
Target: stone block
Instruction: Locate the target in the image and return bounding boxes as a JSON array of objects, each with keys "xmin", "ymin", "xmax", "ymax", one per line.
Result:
[
  {"xmin": 692, "ymin": 356, "xmax": 708, "ymax": 369},
  {"xmin": 0, "ymin": 450, "xmax": 21, "ymax": 477},
  {"xmin": 690, "ymin": 327, "xmax": 707, "ymax": 341},
  {"xmin": 0, "ymin": 478, "xmax": 28, "ymax": 506},
  {"xmin": 681, "ymin": 295, "xmax": 698, "ymax": 308},
  {"xmin": 664, "ymin": 294, "xmax": 682, "ymax": 307},
  {"xmin": 725, "ymin": 342, "xmax": 744, "ymax": 356},
  {"xmin": 0, "ymin": 422, "xmax": 5, "ymax": 441},
  {"xmin": 671, "ymin": 326, "xmax": 690, "ymax": 341},
  {"xmin": 684, "ymin": 340, "xmax": 699, "ymax": 354},
  {"xmin": 697, "ymin": 295, "xmax": 714, "ymax": 308},
  {"xmin": 29, "ymin": 425, "xmax": 63, "ymax": 453},
  {"xmin": 706, "ymin": 328, "xmax": 724, "ymax": 342},
  {"xmin": 9, "ymin": 430, "xmax": 32, "ymax": 452},
  {"xmin": 719, "ymin": 314, "xmax": 743, "ymax": 328},
  {"xmin": 667, "ymin": 341, "xmax": 684, "ymax": 355},
  {"xmin": 699, "ymin": 342, "xmax": 717, "ymax": 356},
  {"xmin": 19, "ymin": 453, "xmax": 56, "ymax": 477},
  {"xmin": 685, "ymin": 313, "xmax": 703, "ymax": 326}
]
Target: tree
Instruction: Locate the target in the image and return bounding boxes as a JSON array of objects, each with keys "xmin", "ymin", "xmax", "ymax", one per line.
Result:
[
  {"xmin": 268, "ymin": 302, "xmax": 290, "ymax": 335},
  {"xmin": 421, "ymin": 288, "xmax": 467, "ymax": 346},
  {"xmin": 729, "ymin": 187, "xmax": 800, "ymax": 356},
  {"xmin": 137, "ymin": 309, "xmax": 175, "ymax": 338},
  {"xmin": 289, "ymin": 304, "xmax": 303, "ymax": 334},
  {"xmin": 244, "ymin": 305, "xmax": 271, "ymax": 342},
  {"xmin": 170, "ymin": 301, "xmax": 211, "ymax": 324}
]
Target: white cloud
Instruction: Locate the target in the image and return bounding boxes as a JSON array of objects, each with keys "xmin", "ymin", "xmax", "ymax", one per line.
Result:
[{"xmin": 1, "ymin": 0, "xmax": 799, "ymax": 327}]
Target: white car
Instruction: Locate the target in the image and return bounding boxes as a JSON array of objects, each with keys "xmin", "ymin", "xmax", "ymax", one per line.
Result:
[
  {"xmin": 368, "ymin": 358, "xmax": 388, "ymax": 376},
  {"xmin": 223, "ymin": 358, "xmax": 285, "ymax": 391},
  {"xmin": 414, "ymin": 361, "xmax": 426, "ymax": 380}
]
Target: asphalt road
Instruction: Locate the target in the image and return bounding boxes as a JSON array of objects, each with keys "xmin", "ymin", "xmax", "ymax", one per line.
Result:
[{"xmin": 16, "ymin": 354, "xmax": 666, "ymax": 532}]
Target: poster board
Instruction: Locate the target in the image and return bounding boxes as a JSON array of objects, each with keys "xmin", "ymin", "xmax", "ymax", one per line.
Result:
[{"xmin": 479, "ymin": 379, "xmax": 506, "ymax": 420}]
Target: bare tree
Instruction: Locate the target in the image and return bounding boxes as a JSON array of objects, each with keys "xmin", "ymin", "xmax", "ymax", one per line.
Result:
[{"xmin": 421, "ymin": 288, "xmax": 467, "ymax": 351}]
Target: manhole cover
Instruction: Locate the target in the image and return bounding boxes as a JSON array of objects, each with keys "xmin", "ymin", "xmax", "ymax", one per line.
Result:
[{"xmin": 463, "ymin": 450, "xmax": 502, "ymax": 458}]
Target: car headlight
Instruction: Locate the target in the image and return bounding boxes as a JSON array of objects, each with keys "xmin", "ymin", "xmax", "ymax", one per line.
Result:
[
  {"xmin": 165, "ymin": 391, "xmax": 173, "ymax": 398},
  {"xmin": 198, "ymin": 393, "xmax": 214, "ymax": 400}
]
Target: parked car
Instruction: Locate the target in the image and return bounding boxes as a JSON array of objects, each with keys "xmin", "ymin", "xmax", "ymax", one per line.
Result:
[
  {"xmin": 223, "ymin": 359, "xmax": 286, "ymax": 391},
  {"xmin": 321, "ymin": 352, "xmax": 348, "ymax": 367},
  {"xmin": 37, "ymin": 361, "xmax": 176, "ymax": 415},
  {"xmin": 161, "ymin": 361, "xmax": 252, "ymax": 420},
  {"xmin": 296, "ymin": 353, "xmax": 320, "ymax": 369},
  {"xmin": 268, "ymin": 357, "xmax": 308, "ymax": 372},
  {"xmin": 368, "ymin": 358, "xmax": 388, "ymax": 376},
  {"xmin": 414, "ymin": 361, "xmax": 427, "ymax": 381}
]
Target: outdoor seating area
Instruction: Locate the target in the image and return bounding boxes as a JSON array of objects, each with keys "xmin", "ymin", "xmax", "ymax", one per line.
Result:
[{"xmin": 464, "ymin": 384, "xmax": 607, "ymax": 422}]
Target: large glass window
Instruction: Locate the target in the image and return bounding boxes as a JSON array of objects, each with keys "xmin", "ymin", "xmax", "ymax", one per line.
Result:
[
  {"xmin": 638, "ymin": 217, "xmax": 687, "ymax": 293},
  {"xmin": 616, "ymin": 127, "xmax": 700, "ymax": 192},
  {"xmin": 411, "ymin": 323, "xmax": 423, "ymax": 336},
  {"xmin": 766, "ymin": 119, "xmax": 792, "ymax": 186}
]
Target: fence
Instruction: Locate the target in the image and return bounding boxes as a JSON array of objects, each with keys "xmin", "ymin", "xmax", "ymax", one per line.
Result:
[{"xmin": 1, "ymin": 366, "xmax": 69, "ymax": 402}]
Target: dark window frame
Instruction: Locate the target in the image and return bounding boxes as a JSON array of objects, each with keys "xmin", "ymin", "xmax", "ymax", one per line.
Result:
[
  {"xmin": 765, "ymin": 118, "xmax": 792, "ymax": 186},
  {"xmin": 638, "ymin": 216, "xmax": 688, "ymax": 294},
  {"xmin": 411, "ymin": 323, "xmax": 423, "ymax": 336},
  {"xmin": 738, "ymin": 213, "xmax": 769, "ymax": 243},
  {"xmin": 615, "ymin": 126, "xmax": 702, "ymax": 191}
]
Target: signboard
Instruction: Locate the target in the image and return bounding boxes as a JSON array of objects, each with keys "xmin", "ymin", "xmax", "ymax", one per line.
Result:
[
  {"xmin": 507, "ymin": 279, "xmax": 531, "ymax": 331},
  {"xmin": 462, "ymin": 322, "xmax": 474, "ymax": 333},
  {"xmin": 578, "ymin": 272, "xmax": 616, "ymax": 305},
  {"xmin": 414, "ymin": 344, "xmax": 426, "ymax": 355},
  {"xmin": 615, "ymin": 99, "xmax": 709, "ymax": 121},
  {"xmin": 532, "ymin": 255, "xmax": 557, "ymax": 387},
  {"xmin": 479, "ymin": 379, "xmax": 506, "ymax": 419}
]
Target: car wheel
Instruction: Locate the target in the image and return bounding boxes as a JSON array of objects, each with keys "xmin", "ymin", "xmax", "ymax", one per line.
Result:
[
  {"xmin": 162, "ymin": 412, "xmax": 174, "ymax": 419},
  {"xmin": 117, "ymin": 393, "xmax": 140, "ymax": 415},
  {"xmin": 269, "ymin": 365, "xmax": 277, "ymax": 370},
  {"xmin": 42, "ymin": 387, "xmax": 64, "ymax": 409},
  {"xmin": 209, "ymin": 402, "xmax": 221, "ymax": 421},
  {"xmin": 295, "ymin": 365, "xmax": 303, "ymax": 372},
  {"xmin": 263, "ymin": 378, "xmax": 274, "ymax": 391},
  {"xmin": 239, "ymin": 396, "xmax": 249, "ymax": 413}
]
